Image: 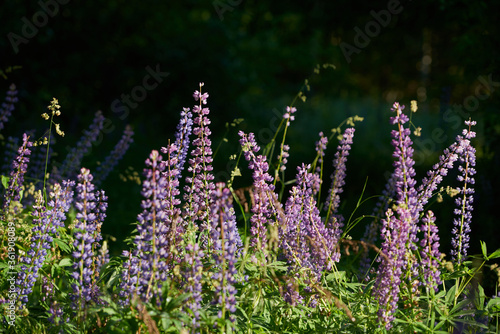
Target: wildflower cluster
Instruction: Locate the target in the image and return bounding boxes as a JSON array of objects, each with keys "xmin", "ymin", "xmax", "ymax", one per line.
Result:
[{"xmin": 1, "ymin": 82, "xmax": 497, "ymax": 334}]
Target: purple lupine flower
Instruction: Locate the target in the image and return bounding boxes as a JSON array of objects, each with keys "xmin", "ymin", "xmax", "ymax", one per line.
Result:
[
  {"xmin": 417, "ymin": 142, "xmax": 459, "ymax": 210},
  {"xmin": 89, "ymin": 189, "xmax": 109, "ymax": 299},
  {"xmin": 281, "ymin": 164, "xmax": 335, "ymax": 279},
  {"xmin": 420, "ymin": 210, "xmax": 442, "ymax": 292},
  {"xmin": 278, "ymin": 144, "xmax": 290, "ymax": 172},
  {"xmin": 167, "ymin": 107, "xmax": 193, "ymax": 175},
  {"xmin": 182, "ymin": 242, "xmax": 204, "ymax": 327},
  {"xmin": 48, "ymin": 300, "xmax": 66, "ymax": 326},
  {"xmin": 283, "ymin": 106, "xmax": 296, "ymax": 126},
  {"xmin": 283, "ymin": 276, "xmax": 304, "ymax": 307},
  {"xmin": 52, "ymin": 111, "xmax": 105, "ymax": 182},
  {"xmin": 372, "ymin": 206, "xmax": 412, "ymax": 329},
  {"xmin": 210, "ymin": 183, "xmax": 240, "ymax": 325},
  {"xmin": 386, "ymin": 102, "xmax": 421, "ymax": 296},
  {"xmin": 324, "ymin": 127, "xmax": 355, "ymax": 261},
  {"xmin": 160, "ymin": 143, "xmax": 183, "ymax": 258},
  {"xmin": 239, "ymin": 131, "xmax": 281, "ymax": 250},
  {"xmin": 451, "ymin": 120, "xmax": 477, "ymax": 264},
  {"xmin": 314, "ymin": 132, "xmax": 328, "ymax": 175},
  {"xmin": 94, "ymin": 125, "xmax": 134, "ymax": 186},
  {"xmin": 71, "ymin": 168, "xmax": 105, "ymax": 307},
  {"xmin": 120, "ymin": 150, "xmax": 173, "ymax": 306},
  {"xmin": 16, "ymin": 180, "xmax": 74, "ymax": 305},
  {"xmin": 183, "ymin": 83, "xmax": 215, "ymax": 248},
  {"xmin": 2, "ymin": 133, "xmax": 32, "ymax": 219},
  {"xmin": 0, "ymin": 83, "xmax": 18, "ymax": 132},
  {"xmin": 372, "ymin": 102, "xmax": 424, "ymax": 328}
]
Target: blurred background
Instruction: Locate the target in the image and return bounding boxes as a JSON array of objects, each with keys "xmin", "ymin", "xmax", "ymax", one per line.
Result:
[{"xmin": 1, "ymin": 1, "xmax": 499, "ymax": 267}]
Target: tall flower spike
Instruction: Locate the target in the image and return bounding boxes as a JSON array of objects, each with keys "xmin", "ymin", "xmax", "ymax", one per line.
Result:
[
  {"xmin": 281, "ymin": 164, "xmax": 335, "ymax": 280},
  {"xmin": 2, "ymin": 133, "xmax": 32, "ymax": 219},
  {"xmin": 94, "ymin": 125, "xmax": 134, "ymax": 186},
  {"xmin": 166, "ymin": 107, "xmax": 193, "ymax": 175},
  {"xmin": 120, "ymin": 150, "xmax": 171, "ymax": 306},
  {"xmin": 16, "ymin": 180, "xmax": 74, "ymax": 306},
  {"xmin": 420, "ymin": 210, "xmax": 442, "ymax": 292},
  {"xmin": 210, "ymin": 183, "xmax": 239, "ymax": 326},
  {"xmin": 0, "ymin": 83, "xmax": 18, "ymax": 132},
  {"xmin": 70, "ymin": 168, "xmax": 106, "ymax": 309},
  {"xmin": 239, "ymin": 131, "xmax": 281, "ymax": 250},
  {"xmin": 52, "ymin": 111, "xmax": 105, "ymax": 182},
  {"xmin": 451, "ymin": 120, "xmax": 476, "ymax": 263},
  {"xmin": 184, "ymin": 83, "xmax": 215, "ymax": 248},
  {"xmin": 372, "ymin": 206, "xmax": 411, "ymax": 329},
  {"xmin": 324, "ymin": 127, "xmax": 355, "ymax": 261},
  {"xmin": 182, "ymin": 242, "xmax": 204, "ymax": 328}
]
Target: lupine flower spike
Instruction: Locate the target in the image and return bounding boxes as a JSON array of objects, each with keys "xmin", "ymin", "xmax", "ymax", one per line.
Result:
[
  {"xmin": 70, "ymin": 168, "xmax": 107, "ymax": 310},
  {"xmin": 451, "ymin": 120, "xmax": 476, "ymax": 264},
  {"xmin": 94, "ymin": 125, "xmax": 134, "ymax": 186},
  {"xmin": 0, "ymin": 84, "xmax": 18, "ymax": 132},
  {"xmin": 324, "ymin": 127, "xmax": 355, "ymax": 262},
  {"xmin": 183, "ymin": 83, "xmax": 216, "ymax": 249},
  {"xmin": 16, "ymin": 180, "xmax": 74, "ymax": 306}
]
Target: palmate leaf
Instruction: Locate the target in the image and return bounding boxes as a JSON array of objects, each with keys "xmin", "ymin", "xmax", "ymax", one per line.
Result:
[{"xmin": 53, "ymin": 238, "xmax": 71, "ymax": 253}]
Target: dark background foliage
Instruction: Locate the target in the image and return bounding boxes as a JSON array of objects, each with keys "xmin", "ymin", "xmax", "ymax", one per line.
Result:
[{"xmin": 1, "ymin": 0, "xmax": 499, "ymax": 258}]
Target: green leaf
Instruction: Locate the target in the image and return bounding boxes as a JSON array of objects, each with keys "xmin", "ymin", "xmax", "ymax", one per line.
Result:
[
  {"xmin": 58, "ymin": 258, "xmax": 72, "ymax": 267},
  {"xmin": 487, "ymin": 248, "xmax": 500, "ymax": 260},
  {"xmin": 480, "ymin": 240, "xmax": 487, "ymax": 259},
  {"xmin": 101, "ymin": 307, "xmax": 117, "ymax": 315},
  {"xmin": 1, "ymin": 175, "xmax": 9, "ymax": 189},
  {"xmin": 445, "ymin": 284, "xmax": 457, "ymax": 306},
  {"xmin": 486, "ymin": 297, "xmax": 500, "ymax": 313},
  {"xmin": 53, "ymin": 238, "xmax": 71, "ymax": 253}
]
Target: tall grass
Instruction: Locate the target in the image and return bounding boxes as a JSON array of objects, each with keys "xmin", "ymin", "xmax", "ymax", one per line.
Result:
[{"xmin": 1, "ymin": 80, "xmax": 499, "ymax": 333}]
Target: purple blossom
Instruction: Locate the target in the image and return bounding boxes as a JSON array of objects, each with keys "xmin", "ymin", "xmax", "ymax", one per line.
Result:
[
  {"xmin": 166, "ymin": 107, "xmax": 193, "ymax": 175},
  {"xmin": 71, "ymin": 168, "xmax": 106, "ymax": 307},
  {"xmin": 417, "ymin": 142, "xmax": 459, "ymax": 209},
  {"xmin": 0, "ymin": 83, "xmax": 18, "ymax": 132},
  {"xmin": 2, "ymin": 133, "xmax": 32, "ymax": 218},
  {"xmin": 52, "ymin": 111, "xmax": 105, "ymax": 182},
  {"xmin": 324, "ymin": 127, "xmax": 355, "ymax": 260},
  {"xmin": 283, "ymin": 106, "xmax": 296, "ymax": 126},
  {"xmin": 239, "ymin": 130, "xmax": 281, "ymax": 250},
  {"xmin": 314, "ymin": 131, "xmax": 328, "ymax": 175},
  {"xmin": 420, "ymin": 210, "xmax": 442, "ymax": 292},
  {"xmin": 182, "ymin": 242, "xmax": 204, "ymax": 327},
  {"xmin": 16, "ymin": 180, "xmax": 74, "ymax": 306},
  {"xmin": 372, "ymin": 102, "xmax": 422, "ymax": 328},
  {"xmin": 281, "ymin": 164, "xmax": 335, "ymax": 282},
  {"xmin": 278, "ymin": 144, "xmax": 290, "ymax": 172},
  {"xmin": 372, "ymin": 206, "xmax": 411, "ymax": 329},
  {"xmin": 451, "ymin": 120, "xmax": 477, "ymax": 263},
  {"xmin": 94, "ymin": 125, "xmax": 134, "ymax": 186},
  {"xmin": 120, "ymin": 149, "xmax": 175, "ymax": 306},
  {"xmin": 210, "ymin": 183, "xmax": 240, "ymax": 325},
  {"xmin": 184, "ymin": 83, "xmax": 215, "ymax": 247}
]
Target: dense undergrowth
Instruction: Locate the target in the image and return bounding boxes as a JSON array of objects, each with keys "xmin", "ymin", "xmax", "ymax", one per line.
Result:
[{"xmin": 1, "ymin": 77, "xmax": 500, "ymax": 333}]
